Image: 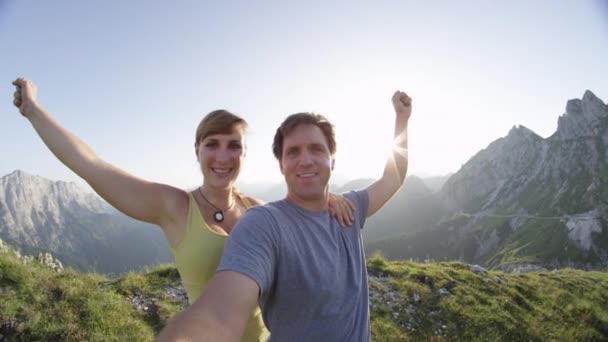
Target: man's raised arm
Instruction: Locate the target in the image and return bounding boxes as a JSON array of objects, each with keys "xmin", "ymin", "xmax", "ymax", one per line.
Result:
[
  {"xmin": 366, "ymin": 90, "xmax": 412, "ymax": 217},
  {"xmin": 156, "ymin": 271, "xmax": 259, "ymax": 342}
]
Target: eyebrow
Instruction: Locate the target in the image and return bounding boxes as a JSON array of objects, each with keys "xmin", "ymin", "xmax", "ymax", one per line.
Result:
[{"xmin": 205, "ymin": 138, "xmax": 241, "ymax": 143}]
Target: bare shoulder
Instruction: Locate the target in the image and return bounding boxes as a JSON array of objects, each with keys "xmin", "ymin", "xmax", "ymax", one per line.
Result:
[
  {"xmin": 164, "ymin": 185, "xmax": 190, "ymax": 215},
  {"xmin": 159, "ymin": 186, "xmax": 190, "ymax": 237}
]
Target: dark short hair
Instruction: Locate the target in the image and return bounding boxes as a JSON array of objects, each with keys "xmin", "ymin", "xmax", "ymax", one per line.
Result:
[{"xmin": 272, "ymin": 112, "xmax": 336, "ymax": 161}]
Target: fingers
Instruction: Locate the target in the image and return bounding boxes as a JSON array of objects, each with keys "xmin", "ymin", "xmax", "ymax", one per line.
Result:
[
  {"xmin": 392, "ymin": 90, "xmax": 412, "ymax": 118},
  {"xmin": 12, "ymin": 78, "xmax": 28, "ymax": 116},
  {"xmin": 337, "ymin": 211, "xmax": 346, "ymax": 227},
  {"xmin": 392, "ymin": 91, "xmax": 401, "ymax": 102},
  {"xmin": 327, "ymin": 194, "xmax": 342, "ymax": 225},
  {"xmin": 11, "ymin": 77, "xmax": 37, "ymax": 114},
  {"xmin": 345, "ymin": 197, "xmax": 355, "ymax": 223},
  {"xmin": 333, "ymin": 204, "xmax": 346, "ymax": 227},
  {"xmin": 337, "ymin": 197, "xmax": 354, "ymax": 227},
  {"xmin": 12, "ymin": 78, "xmax": 25, "ymax": 106},
  {"xmin": 329, "ymin": 195, "xmax": 349, "ymax": 227},
  {"xmin": 12, "ymin": 77, "xmax": 33, "ymax": 94},
  {"xmin": 12, "ymin": 77, "xmax": 26, "ymax": 88},
  {"xmin": 393, "ymin": 91, "xmax": 411, "ymax": 106},
  {"xmin": 13, "ymin": 89, "xmax": 22, "ymax": 108},
  {"xmin": 326, "ymin": 194, "xmax": 355, "ymax": 227}
]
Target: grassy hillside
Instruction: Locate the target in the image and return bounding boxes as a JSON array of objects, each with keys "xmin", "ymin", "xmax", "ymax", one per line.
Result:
[
  {"xmin": 0, "ymin": 247, "xmax": 183, "ymax": 341},
  {"xmin": 368, "ymin": 254, "xmax": 608, "ymax": 341},
  {"xmin": 1, "ymin": 248, "xmax": 608, "ymax": 341}
]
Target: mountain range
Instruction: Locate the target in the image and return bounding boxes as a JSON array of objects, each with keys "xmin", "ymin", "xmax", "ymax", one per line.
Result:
[
  {"xmin": 1, "ymin": 90, "xmax": 606, "ymax": 272},
  {"xmin": 0, "ymin": 170, "xmax": 172, "ymax": 274},
  {"xmin": 366, "ymin": 90, "xmax": 608, "ymax": 270}
]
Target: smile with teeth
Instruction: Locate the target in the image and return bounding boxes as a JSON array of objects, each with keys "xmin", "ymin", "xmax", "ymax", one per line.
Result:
[
  {"xmin": 297, "ymin": 172, "xmax": 317, "ymax": 178},
  {"xmin": 211, "ymin": 168, "xmax": 232, "ymax": 175}
]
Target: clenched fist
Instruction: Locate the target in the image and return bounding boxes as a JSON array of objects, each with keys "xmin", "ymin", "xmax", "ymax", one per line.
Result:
[
  {"xmin": 12, "ymin": 78, "xmax": 39, "ymax": 117},
  {"xmin": 392, "ymin": 91, "xmax": 412, "ymax": 119}
]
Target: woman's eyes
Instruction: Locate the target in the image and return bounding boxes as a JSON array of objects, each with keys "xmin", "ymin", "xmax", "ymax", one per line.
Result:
[{"xmin": 205, "ymin": 142, "xmax": 241, "ymax": 150}]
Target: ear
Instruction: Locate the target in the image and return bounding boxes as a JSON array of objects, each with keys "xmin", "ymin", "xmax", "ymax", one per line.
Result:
[
  {"xmin": 330, "ymin": 158, "xmax": 335, "ymax": 170},
  {"xmin": 242, "ymin": 144, "xmax": 248, "ymax": 158},
  {"xmin": 279, "ymin": 160, "xmax": 285, "ymax": 175}
]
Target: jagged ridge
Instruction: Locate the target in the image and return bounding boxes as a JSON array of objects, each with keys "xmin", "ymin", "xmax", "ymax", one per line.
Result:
[
  {"xmin": 366, "ymin": 90, "xmax": 608, "ymax": 269},
  {"xmin": 0, "ymin": 170, "xmax": 173, "ymax": 274}
]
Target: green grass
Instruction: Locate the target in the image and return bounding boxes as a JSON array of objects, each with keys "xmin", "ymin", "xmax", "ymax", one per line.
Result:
[
  {"xmin": 2, "ymin": 248, "xmax": 608, "ymax": 341},
  {"xmin": 0, "ymin": 249, "xmax": 183, "ymax": 341},
  {"xmin": 368, "ymin": 253, "xmax": 608, "ymax": 341},
  {"xmin": 484, "ymin": 216, "xmax": 603, "ymax": 269}
]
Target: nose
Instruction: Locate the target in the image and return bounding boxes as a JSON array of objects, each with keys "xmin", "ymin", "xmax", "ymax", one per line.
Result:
[
  {"xmin": 298, "ymin": 150, "xmax": 314, "ymax": 167},
  {"xmin": 215, "ymin": 147, "xmax": 232, "ymax": 164}
]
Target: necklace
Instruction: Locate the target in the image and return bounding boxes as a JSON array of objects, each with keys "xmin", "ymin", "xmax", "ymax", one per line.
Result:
[{"xmin": 198, "ymin": 187, "xmax": 235, "ymax": 223}]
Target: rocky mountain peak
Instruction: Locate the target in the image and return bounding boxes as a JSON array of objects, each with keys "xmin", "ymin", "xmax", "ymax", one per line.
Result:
[
  {"xmin": 2, "ymin": 170, "xmax": 32, "ymax": 185},
  {"xmin": 582, "ymin": 90, "xmax": 607, "ymax": 116},
  {"xmin": 0, "ymin": 170, "xmax": 172, "ymax": 273},
  {"xmin": 6, "ymin": 169, "xmax": 26, "ymax": 177},
  {"xmin": 0, "ymin": 170, "xmax": 109, "ymax": 216},
  {"xmin": 556, "ymin": 90, "xmax": 607, "ymax": 140},
  {"xmin": 506, "ymin": 125, "xmax": 541, "ymax": 142}
]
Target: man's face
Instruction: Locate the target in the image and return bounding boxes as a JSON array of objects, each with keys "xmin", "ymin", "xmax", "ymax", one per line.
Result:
[{"xmin": 280, "ymin": 124, "xmax": 334, "ymax": 202}]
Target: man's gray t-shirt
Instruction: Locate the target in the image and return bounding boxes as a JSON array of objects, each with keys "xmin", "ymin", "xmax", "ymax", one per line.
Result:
[{"xmin": 217, "ymin": 190, "xmax": 370, "ymax": 341}]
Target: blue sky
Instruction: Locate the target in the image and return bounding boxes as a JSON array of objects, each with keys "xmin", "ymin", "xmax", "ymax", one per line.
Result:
[{"xmin": 1, "ymin": 0, "xmax": 607, "ymax": 189}]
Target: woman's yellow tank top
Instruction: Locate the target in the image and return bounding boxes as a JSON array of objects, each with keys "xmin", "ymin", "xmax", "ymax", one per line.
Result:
[{"xmin": 170, "ymin": 192, "xmax": 269, "ymax": 341}]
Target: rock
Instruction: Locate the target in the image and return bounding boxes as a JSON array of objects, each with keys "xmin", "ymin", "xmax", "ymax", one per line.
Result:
[
  {"xmin": 565, "ymin": 210, "xmax": 602, "ymax": 251},
  {"xmin": 35, "ymin": 252, "xmax": 64, "ymax": 272},
  {"xmin": 499, "ymin": 263, "xmax": 548, "ymax": 273},
  {"xmin": 469, "ymin": 264, "xmax": 488, "ymax": 275},
  {"xmin": 164, "ymin": 285, "xmax": 189, "ymax": 310}
]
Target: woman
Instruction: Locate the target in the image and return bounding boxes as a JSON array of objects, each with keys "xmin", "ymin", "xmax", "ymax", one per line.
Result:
[{"xmin": 11, "ymin": 78, "xmax": 354, "ymax": 341}]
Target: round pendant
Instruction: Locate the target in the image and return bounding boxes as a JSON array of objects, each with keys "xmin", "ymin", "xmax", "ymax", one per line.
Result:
[{"xmin": 213, "ymin": 210, "xmax": 225, "ymax": 223}]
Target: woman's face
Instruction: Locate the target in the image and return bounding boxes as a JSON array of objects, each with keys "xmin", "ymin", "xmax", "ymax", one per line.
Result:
[{"xmin": 197, "ymin": 127, "xmax": 246, "ymax": 189}]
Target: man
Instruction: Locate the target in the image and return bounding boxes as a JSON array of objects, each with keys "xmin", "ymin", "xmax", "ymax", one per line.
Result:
[{"xmin": 158, "ymin": 90, "xmax": 412, "ymax": 341}]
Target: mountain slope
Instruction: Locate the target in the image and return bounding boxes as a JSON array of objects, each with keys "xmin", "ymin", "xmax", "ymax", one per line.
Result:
[
  {"xmin": 363, "ymin": 176, "xmax": 444, "ymax": 243},
  {"xmin": 367, "ymin": 90, "xmax": 608, "ymax": 269},
  {"xmin": 0, "ymin": 170, "xmax": 172, "ymax": 274}
]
